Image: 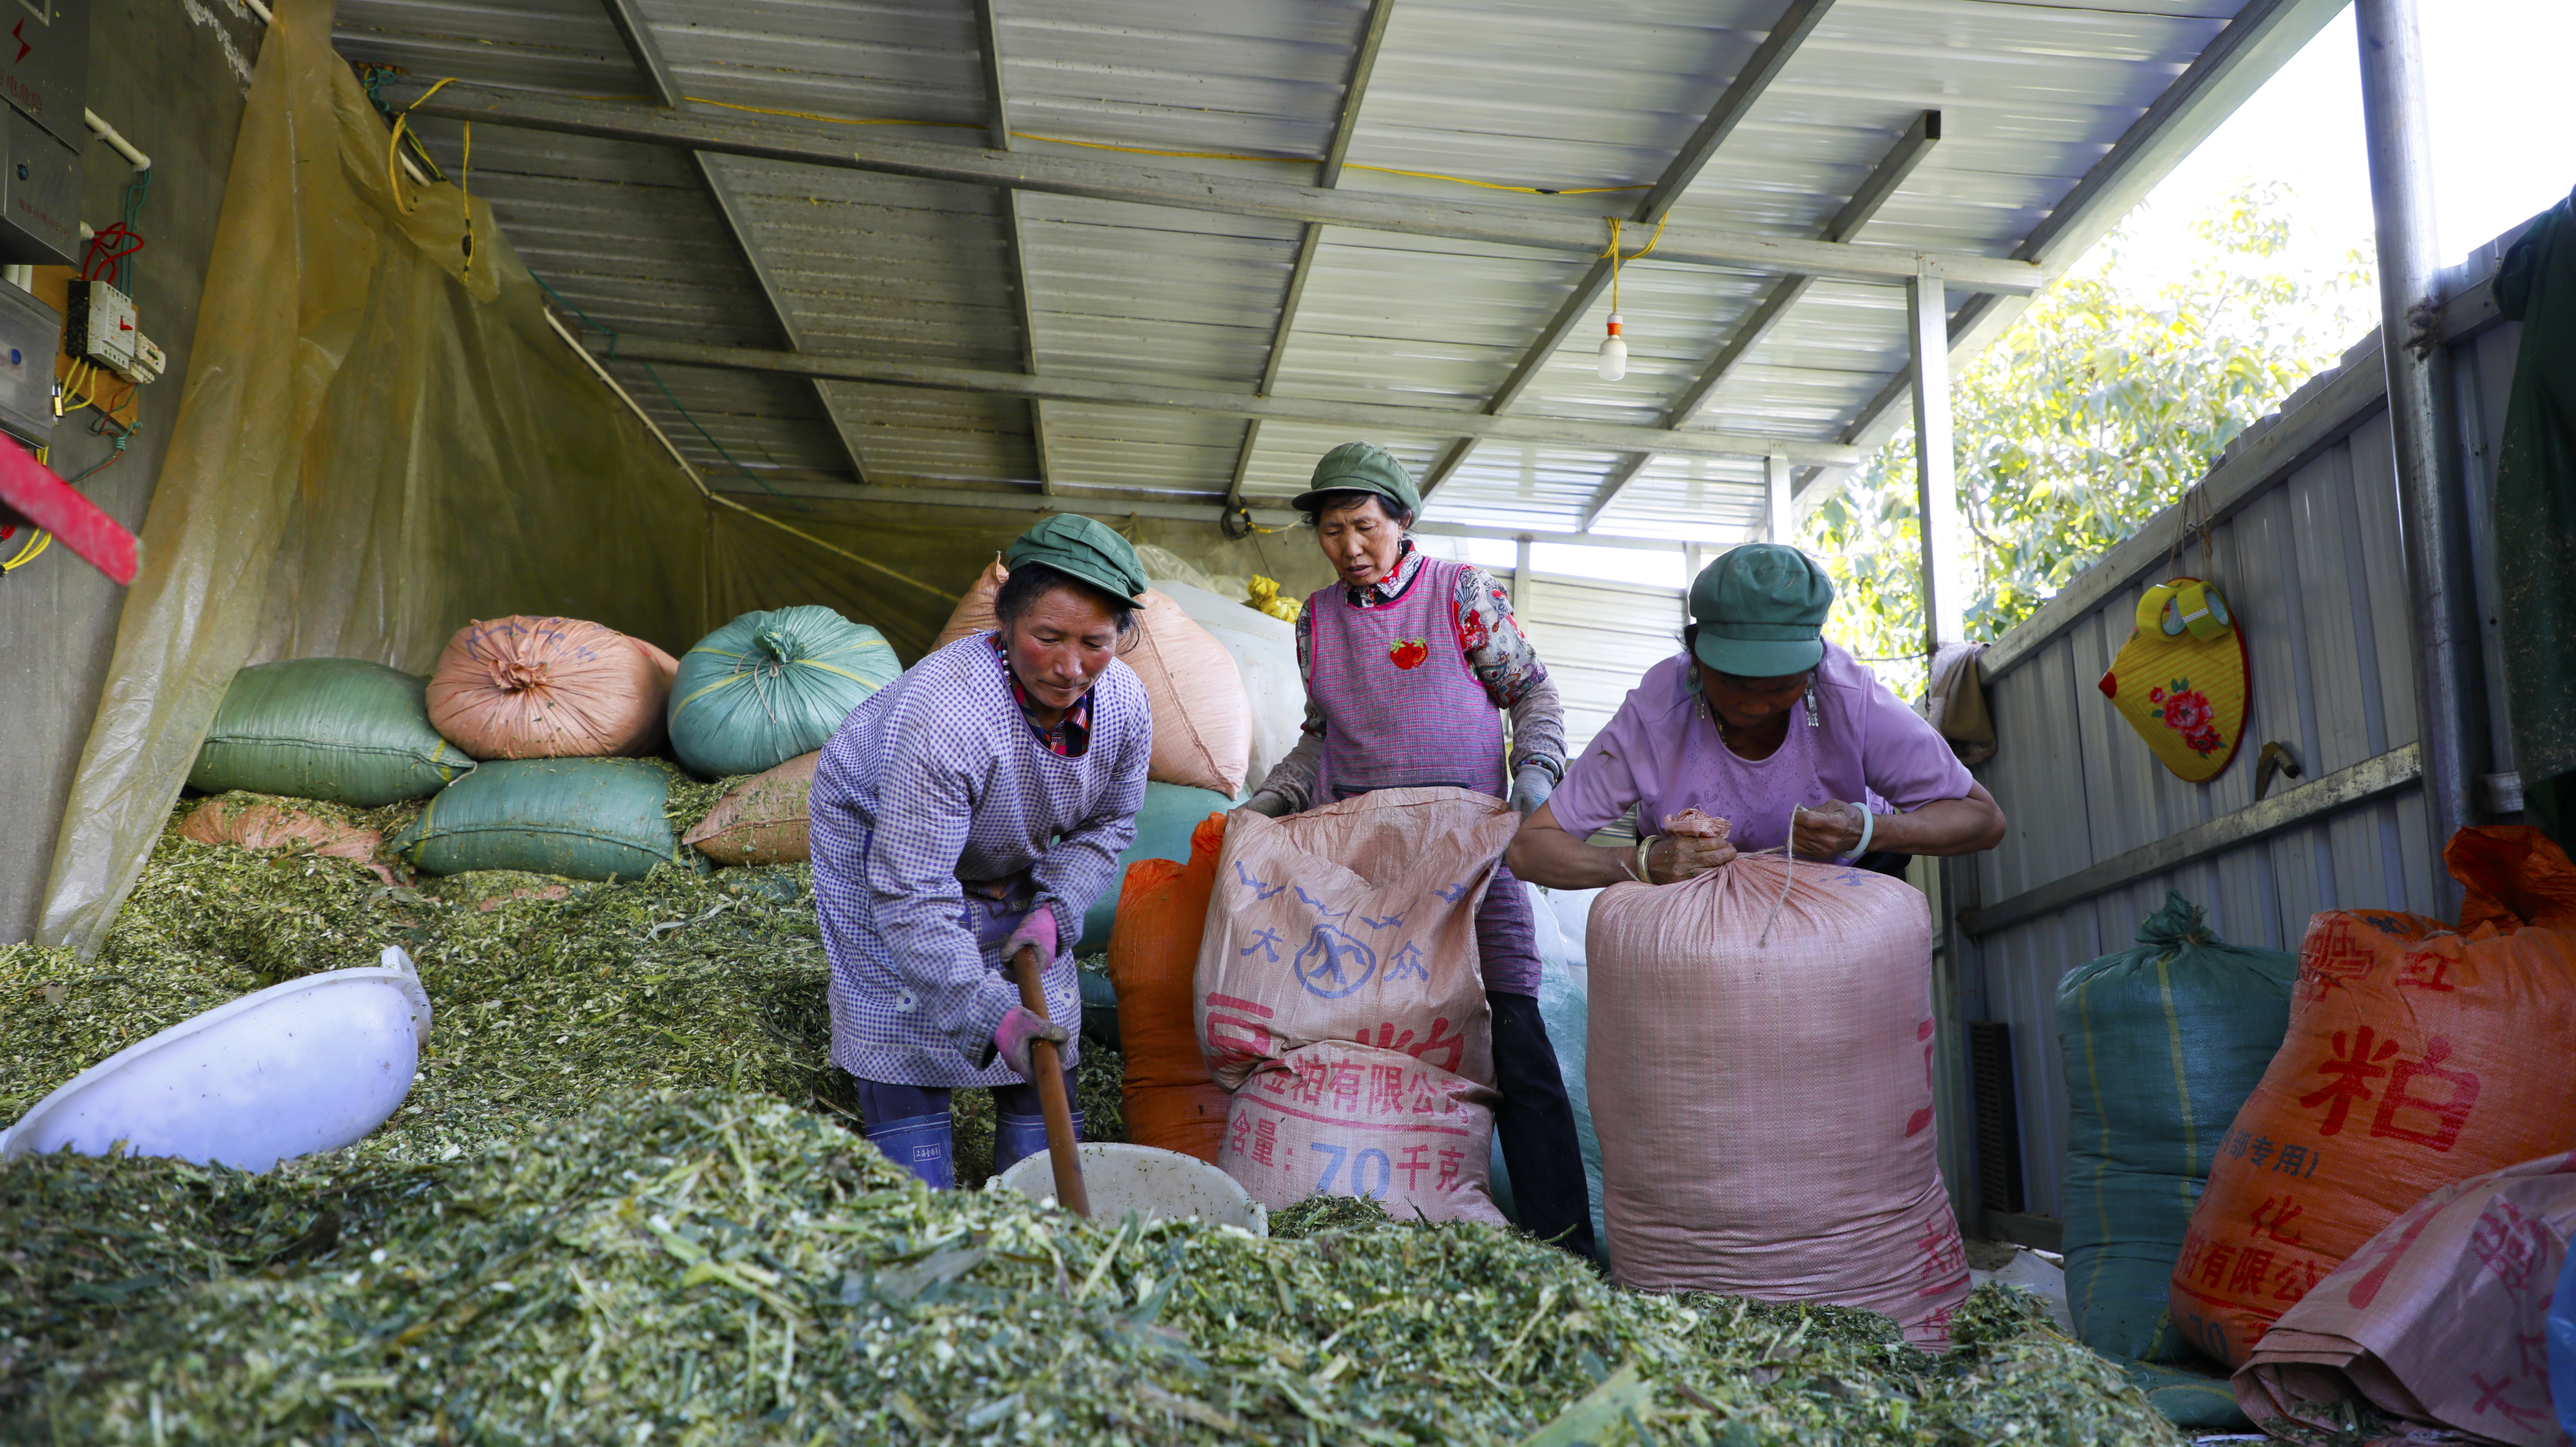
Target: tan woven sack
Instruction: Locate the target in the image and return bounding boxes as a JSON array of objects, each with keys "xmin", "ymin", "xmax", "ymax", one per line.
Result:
[
  {"xmin": 1587, "ymin": 855, "xmax": 1969, "ymax": 1348},
  {"xmin": 426, "ymin": 616, "xmax": 669, "ymax": 760},
  {"xmin": 937, "ymin": 559, "xmax": 1250, "ymax": 796},
  {"xmin": 1193, "ymin": 786, "xmax": 1515, "ymax": 1092},
  {"xmin": 682, "ymin": 751, "xmax": 818, "ymax": 866}
]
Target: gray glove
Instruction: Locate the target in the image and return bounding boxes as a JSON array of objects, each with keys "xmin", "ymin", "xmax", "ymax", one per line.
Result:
[
  {"xmin": 1508, "ymin": 765, "xmax": 1554, "ymax": 819},
  {"xmin": 1239, "ymin": 790, "xmax": 1295, "ymax": 819}
]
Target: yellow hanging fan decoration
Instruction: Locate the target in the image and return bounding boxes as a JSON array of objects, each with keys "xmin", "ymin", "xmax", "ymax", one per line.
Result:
[{"xmin": 2097, "ymin": 577, "xmax": 2248, "ymax": 783}]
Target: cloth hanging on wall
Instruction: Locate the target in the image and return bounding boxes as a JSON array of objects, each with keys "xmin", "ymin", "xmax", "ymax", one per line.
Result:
[
  {"xmin": 2096, "ymin": 577, "xmax": 2247, "ymax": 783},
  {"xmin": 2492, "ymin": 190, "xmax": 2576, "ymax": 843}
]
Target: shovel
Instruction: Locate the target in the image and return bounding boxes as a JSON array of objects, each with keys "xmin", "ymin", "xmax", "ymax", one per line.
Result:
[{"xmin": 1009, "ymin": 943, "xmax": 1091, "ymax": 1217}]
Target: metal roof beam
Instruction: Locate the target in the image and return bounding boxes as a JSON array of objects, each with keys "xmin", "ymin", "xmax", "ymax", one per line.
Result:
[
  {"xmin": 1816, "ymin": 0, "xmax": 2348, "ymax": 510},
  {"xmin": 598, "ymin": 333, "xmax": 1861, "ymax": 464},
  {"xmin": 1577, "ymin": 109, "xmax": 1940, "ymax": 529},
  {"xmin": 709, "ymin": 476, "xmax": 1703, "ymax": 552},
  {"xmin": 971, "ymin": 0, "xmax": 1059, "ymax": 494},
  {"xmin": 596, "ymin": 0, "xmax": 872, "ymax": 484},
  {"xmin": 391, "ymin": 82, "xmax": 2046, "ymax": 295},
  {"xmin": 1226, "ymin": 0, "xmax": 1398, "ymax": 516},
  {"xmin": 1419, "ymin": 0, "xmax": 1838, "ymax": 500}
]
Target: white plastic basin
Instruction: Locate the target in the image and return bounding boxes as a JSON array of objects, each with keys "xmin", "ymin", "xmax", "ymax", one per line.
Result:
[
  {"xmin": 2, "ymin": 947, "xmax": 434, "ymax": 1172},
  {"xmin": 998, "ymin": 1142, "xmax": 1269, "ymax": 1234}
]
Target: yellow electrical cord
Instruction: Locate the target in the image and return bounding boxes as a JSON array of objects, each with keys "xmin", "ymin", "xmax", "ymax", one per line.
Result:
[
  {"xmin": 4, "ymin": 445, "xmax": 53, "ymax": 573},
  {"xmin": 386, "ymin": 75, "xmax": 459, "ymax": 215},
  {"xmin": 659, "ymin": 94, "xmax": 1654, "ymax": 198},
  {"xmin": 1601, "ymin": 210, "xmax": 1671, "ymax": 315}
]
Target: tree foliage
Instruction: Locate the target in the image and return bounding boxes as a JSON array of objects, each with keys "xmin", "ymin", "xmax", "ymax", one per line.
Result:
[{"xmin": 1802, "ymin": 183, "xmax": 2375, "ymax": 693}]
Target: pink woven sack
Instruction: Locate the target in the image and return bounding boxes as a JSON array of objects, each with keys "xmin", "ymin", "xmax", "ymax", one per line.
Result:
[
  {"xmin": 426, "ymin": 616, "xmax": 670, "ymax": 760},
  {"xmin": 1587, "ymin": 855, "xmax": 1970, "ymax": 1348},
  {"xmin": 2236, "ymin": 1150, "xmax": 2576, "ymax": 1444},
  {"xmin": 1217, "ymin": 1041, "xmax": 1505, "ymax": 1225},
  {"xmin": 936, "ymin": 560, "xmax": 1252, "ymax": 796},
  {"xmin": 1193, "ymin": 786, "xmax": 1518, "ymax": 1092}
]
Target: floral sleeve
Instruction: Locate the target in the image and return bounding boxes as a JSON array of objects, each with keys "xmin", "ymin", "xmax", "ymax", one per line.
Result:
[
  {"xmin": 1453, "ymin": 566, "xmax": 1566, "ymax": 781},
  {"xmin": 1452, "ymin": 566, "xmax": 1548, "ymax": 707}
]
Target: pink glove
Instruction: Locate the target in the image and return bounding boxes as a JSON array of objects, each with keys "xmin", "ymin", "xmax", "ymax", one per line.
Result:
[
  {"xmin": 994, "ymin": 1004, "xmax": 1071, "ymax": 1079},
  {"xmin": 1001, "ymin": 902, "xmax": 1060, "ymax": 963}
]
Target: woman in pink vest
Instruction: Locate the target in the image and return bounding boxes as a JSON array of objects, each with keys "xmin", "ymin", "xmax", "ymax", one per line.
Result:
[{"xmin": 1239, "ymin": 441, "xmax": 1594, "ymax": 1260}]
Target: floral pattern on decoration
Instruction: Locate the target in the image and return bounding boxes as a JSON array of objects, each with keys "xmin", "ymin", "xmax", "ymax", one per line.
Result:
[{"xmin": 2149, "ymin": 679, "xmax": 2225, "ymax": 756}]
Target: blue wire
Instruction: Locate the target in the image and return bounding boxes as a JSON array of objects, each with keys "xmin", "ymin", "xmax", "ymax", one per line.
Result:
[{"xmin": 528, "ymin": 271, "xmax": 792, "ymax": 502}]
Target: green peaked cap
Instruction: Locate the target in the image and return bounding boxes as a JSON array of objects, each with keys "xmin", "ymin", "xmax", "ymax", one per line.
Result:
[
  {"xmin": 1689, "ymin": 543, "xmax": 1835, "ymax": 676},
  {"xmin": 1005, "ymin": 514, "xmax": 1149, "ymax": 604},
  {"xmin": 1291, "ymin": 441, "xmax": 1421, "ymax": 516}
]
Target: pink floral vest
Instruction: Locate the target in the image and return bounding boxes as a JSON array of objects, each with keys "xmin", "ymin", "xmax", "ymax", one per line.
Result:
[{"xmin": 1307, "ymin": 556, "xmax": 1508, "ymax": 801}]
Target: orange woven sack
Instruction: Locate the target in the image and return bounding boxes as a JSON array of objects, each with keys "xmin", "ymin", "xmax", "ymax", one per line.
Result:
[
  {"xmin": 1108, "ymin": 812, "xmax": 1233, "ymax": 1161},
  {"xmin": 426, "ymin": 616, "xmax": 670, "ymax": 760},
  {"xmin": 936, "ymin": 559, "xmax": 1251, "ymax": 796},
  {"xmin": 2171, "ymin": 826, "xmax": 2576, "ymax": 1366}
]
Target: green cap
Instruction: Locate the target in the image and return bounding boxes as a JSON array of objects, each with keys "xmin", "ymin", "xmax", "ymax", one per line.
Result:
[
  {"xmin": 1004, "ymin": 514, "xmax": 1149, "ymax": 604},
  {"xmin": 1688, "ymin": 543, "xmax": 1834, "ymax": 677},
  {"xmin": 1290, "ymin": 441, "xmax": 1421, "ymax": 517}
]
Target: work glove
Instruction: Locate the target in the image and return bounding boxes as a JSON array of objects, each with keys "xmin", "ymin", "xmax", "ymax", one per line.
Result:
[
  {"xmin": 992, "ymin": 1005, "xmax": 1071, "ymax": 1080},
  {"xmin": 1238, "ymin": 791, "xmax": 1295, "ymax": 819},
  {"xmin": 1508, "ymin": 765, "xmax": 1554, "ymax": 819},
  {"xmin": 999, "ymin": 901, "xmax": 1060, "ymax": 965}
]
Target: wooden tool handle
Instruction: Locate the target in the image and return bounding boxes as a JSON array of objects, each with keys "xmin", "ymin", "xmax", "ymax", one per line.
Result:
[{"xmin": 1010, "ymin": 943, "xmax": 1090, "ymax": 1218}]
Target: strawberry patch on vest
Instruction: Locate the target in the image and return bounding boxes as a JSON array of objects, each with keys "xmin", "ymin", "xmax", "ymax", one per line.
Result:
[{"xmin": 1387, "ymin": 637, "xmax": 1429, "ymax": 670}]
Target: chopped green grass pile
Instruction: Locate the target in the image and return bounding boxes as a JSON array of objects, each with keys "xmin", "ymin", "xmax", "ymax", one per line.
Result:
[
  {"xmin": 1, "ymin": 798, "xmax": 2183, "ymax": 1442},
  {"xmin": 8, "ymin": 1091, "xmax": 2178, "ymax": 1445}
]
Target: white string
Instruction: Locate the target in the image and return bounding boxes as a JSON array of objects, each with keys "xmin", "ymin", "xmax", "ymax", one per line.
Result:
[{"xmin": 1755, "ymin": 805, "xmax": 1809, "ymax": 948}]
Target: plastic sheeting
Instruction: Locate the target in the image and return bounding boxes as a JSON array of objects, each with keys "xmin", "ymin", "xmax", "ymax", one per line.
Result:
[{"xmin": 31, "ymin": 0, "xmax": 978, "ymax": 954}]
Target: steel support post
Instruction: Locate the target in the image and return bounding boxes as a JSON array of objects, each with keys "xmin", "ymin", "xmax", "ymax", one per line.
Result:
[
  {"xmin": 1765, "ymin": 452, "xmax": 1793, "ymax": 543},
  {"xmin": 2358, "ymin": 0, "xmax": 2481, "ymax": 904},
  {"xmin": 1908, "ymin": 266, "xmax": 1967, "ymax": 655}
]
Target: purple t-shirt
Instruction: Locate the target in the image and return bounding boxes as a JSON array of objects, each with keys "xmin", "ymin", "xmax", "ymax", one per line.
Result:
[{"xmin": 1551, "ymin": 641, "xmax": 1975, "ymax": 855}]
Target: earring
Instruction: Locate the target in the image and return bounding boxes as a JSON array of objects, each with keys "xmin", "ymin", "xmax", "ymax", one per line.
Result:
[{"xmin": 1804, "ymin": 686, "xmax": 1820, "ymax": 728}]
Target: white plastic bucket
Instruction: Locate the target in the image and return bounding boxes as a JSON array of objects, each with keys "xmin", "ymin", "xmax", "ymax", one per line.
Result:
[
  {"xmin": 997, "ymin": 1142, "xmax": 1268, "ymax": 1235},
  {"xmin": 1, "ymin": 947, "xmax": 433, "ymax": 1172}
]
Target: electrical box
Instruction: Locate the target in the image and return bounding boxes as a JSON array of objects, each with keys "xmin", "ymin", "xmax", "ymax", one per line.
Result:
[
  {"xmin": 0, "ymin": 277, "xmax": 56, "ymax": 445},
  {"xmin": 0, "ymin": 0, "xmax": 91, "ymax": 154},
  {"xmin": 0, "ymin": 102, "xmax": 75, "ymax": 264},
  {"xmin": 65, "ymin": 276, "xmax": 132, "ymax": 370}
]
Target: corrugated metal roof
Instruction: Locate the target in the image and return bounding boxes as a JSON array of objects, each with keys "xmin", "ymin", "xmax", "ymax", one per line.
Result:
[{"xmin": 332, "ymin": 0, "xmax": 2329, "ymax": 538}]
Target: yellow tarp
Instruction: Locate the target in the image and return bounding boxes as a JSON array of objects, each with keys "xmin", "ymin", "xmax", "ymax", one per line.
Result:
[{"xmin": 34, "ymin": 0, "xmax": 976, "ymax": 952}]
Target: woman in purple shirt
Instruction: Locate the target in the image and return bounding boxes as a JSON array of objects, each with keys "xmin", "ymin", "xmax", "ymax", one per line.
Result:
[{"xmin": 1508, "ymin": 543, "xmax": 2005, "ymax": 889}]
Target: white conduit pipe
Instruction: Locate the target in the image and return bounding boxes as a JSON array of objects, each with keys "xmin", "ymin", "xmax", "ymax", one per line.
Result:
[
  {"xmin": 83, "ymin": 110, "xmax": 149, "ymax": 171},
  {"xmin": 242, "ymin": 0, "xmax": 273, "ymax": 20}
]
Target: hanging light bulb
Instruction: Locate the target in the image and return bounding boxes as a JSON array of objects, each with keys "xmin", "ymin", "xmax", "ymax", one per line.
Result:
[{"xmin": 1596, "ymin": 313, "xmax": 1627, "ymax": 381}]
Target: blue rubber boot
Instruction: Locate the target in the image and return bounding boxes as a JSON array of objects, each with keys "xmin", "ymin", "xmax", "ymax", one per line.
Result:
[{"xmin": 862, "ymin": 1112, "xmax": 957, "ymax": 1190}]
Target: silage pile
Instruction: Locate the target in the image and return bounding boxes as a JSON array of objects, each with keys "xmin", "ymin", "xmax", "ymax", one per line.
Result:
[
  {"xmin": 5, "ymin": 1090, "xmax": 2179, "ymax": 1445},
  {"xmin": 0, "ymin": 799, "xmax": 2185, "ymax": 1443}
]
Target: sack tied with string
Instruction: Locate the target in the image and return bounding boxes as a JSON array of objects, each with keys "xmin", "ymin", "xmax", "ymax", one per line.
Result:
[{"xmin": 1586, "ymin": 848, "xmax": 1970, "ymax": 1349}]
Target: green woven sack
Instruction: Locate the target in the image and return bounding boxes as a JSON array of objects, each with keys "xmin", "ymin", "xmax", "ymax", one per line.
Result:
[
  {"xmin": 670, "ymin": 607, "xmax": 900, "ymax": 778},
  {"xmin": 2057, "ymin": 891, "xmax": 2295, "ymax": 1363},
  {"xmin": 1076, "ymin": 781, "xmax": 1235, "ymax": 950},
  {"xmin": 189, "ymin": 658, "xmax": 473, "ymax": 807},
  {"xmin": 391, "ymin": 758, "xmax": 699, "ymax": 882}
]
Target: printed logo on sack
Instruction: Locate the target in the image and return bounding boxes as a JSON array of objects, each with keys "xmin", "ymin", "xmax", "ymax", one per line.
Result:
[{"xmin": 1293, "ymin": 924, "xmax": 1378, "ymax": 998}]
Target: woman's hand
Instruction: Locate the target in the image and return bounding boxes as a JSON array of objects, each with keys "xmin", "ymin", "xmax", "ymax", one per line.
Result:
[
  {"xmin": 1790, "ymin": 801, "xmax": 1868, "ymax": 860},
  {"xmin": 1648, "ymin": 809, "xmax": 1736, "ymax": 883}
]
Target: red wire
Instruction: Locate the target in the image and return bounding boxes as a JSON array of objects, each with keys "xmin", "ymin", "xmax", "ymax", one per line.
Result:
[{"xmin": 81, "ymin": 223, "xmax": 144, "ymax": 282}]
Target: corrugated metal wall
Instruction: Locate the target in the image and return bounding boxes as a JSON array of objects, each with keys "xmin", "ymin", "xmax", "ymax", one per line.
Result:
[
  {"xmin": 1514, "ymin": 571, "xmax": 1688, "ymax": 755},
  {"xmin": 1957, "ymin": 248, "xmax": 2527, "ymax": 1223}
]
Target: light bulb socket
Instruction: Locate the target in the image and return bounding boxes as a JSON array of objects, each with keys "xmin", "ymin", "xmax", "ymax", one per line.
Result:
[{"xmin": 1605, "ymin": 312, "xmax": 1624, "ymax": 336}]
